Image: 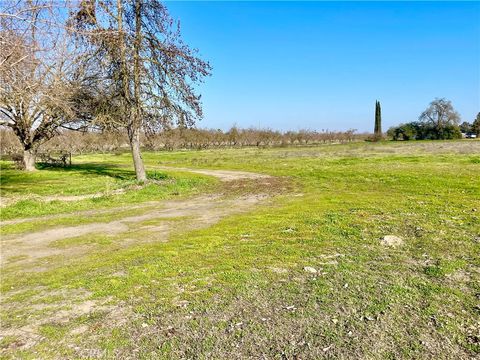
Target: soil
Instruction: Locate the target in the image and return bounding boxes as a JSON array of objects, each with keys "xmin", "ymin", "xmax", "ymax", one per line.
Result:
[{"xmin": 1, "ymin": 168, "xmax": 274, "ymax": 268}]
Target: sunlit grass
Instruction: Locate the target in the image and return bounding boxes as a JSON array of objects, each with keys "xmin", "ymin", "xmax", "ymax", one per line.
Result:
[
  {"xmin": 0, "ymin": 161, "xmax": 217, "ymax": 220},
  {"xmin": 1, "ymin": 140, "xmax": 479, "ymax": 358}
]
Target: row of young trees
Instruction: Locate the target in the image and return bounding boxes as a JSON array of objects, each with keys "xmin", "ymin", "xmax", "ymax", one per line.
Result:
[
  {"xmin": 144, "ymin": 127, "xmax": 360, "ymax": 150},
  {"xmin": 0, "ymin": 0, "xmax": 210, "ymax": 180},
  {"xmin": 0, "ymin": 127, "xmax": 362, "ymax": 155}
]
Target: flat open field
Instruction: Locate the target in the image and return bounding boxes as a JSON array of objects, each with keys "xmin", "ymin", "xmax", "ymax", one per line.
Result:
[{"xmin": 1, "ymin": 140, "xmax": 479, "ymax": 359}]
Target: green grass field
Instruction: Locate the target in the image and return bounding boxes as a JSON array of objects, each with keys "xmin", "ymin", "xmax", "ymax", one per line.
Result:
[{"xmin": 1, "ymin": 140, "xmax": 479, "ymax": 359}]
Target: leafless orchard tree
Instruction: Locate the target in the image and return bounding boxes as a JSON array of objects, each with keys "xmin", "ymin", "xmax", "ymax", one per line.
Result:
[
  {"xmin": 0, "ymin": 126, "xmax": 364, "ymax": 155},
  {"xmin": 419, "ymin": 98, "xmax": 460, "ymax": 131},
  {"xmin": 0, "ymin": 1, "xmax": 88, "ymax": 170},
  {"xmin": 73, "ymin": 0, "xmax": 211, "ymax": 181}
]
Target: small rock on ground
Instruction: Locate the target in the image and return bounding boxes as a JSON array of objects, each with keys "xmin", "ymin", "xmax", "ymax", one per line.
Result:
[
  {"xmin": 304, "ymin": 266, "xmax": 317, "ymax": 274},
  {"xmin": 381, "ymin": 235, "xmax": 404, "ymax": 247}
]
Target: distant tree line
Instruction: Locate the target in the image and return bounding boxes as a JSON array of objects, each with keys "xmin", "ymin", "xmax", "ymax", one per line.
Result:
[
  {"xmin": 387, "ymin": 98, "xmax": 478, "ymax": 141},
  {"xmin": 459, "ymin": 112, "xmax": 480, "ymax": 136},
  {"xmin": 1, "ymin": 1, "xmax": 475, "ymax": 176},
  {"xmin": 0, "ymin": 127, "xmax": 363, "ymax": 156}
]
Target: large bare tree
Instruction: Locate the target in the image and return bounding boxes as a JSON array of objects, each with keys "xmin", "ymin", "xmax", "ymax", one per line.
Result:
[
  {"xmin": 73, "ymin": 0, "xmax": 211, "ymax": 181},
  {"xmin": 0, "ymin": 1, "xmax": 86, "ymax": 170},
  {"xmin": 419, "ymin": 98, "xmax": 460, "ymax": 131}
]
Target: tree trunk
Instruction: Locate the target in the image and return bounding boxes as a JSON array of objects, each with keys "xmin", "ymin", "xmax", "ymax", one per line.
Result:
[
  {"xmin": 23, "ymin": 148, "xmax": 36, "ymax": 171},
  {"xmin": 129, "ymin": 0, "xmax": 146, "ymax": 183},
  {"xmin": 129, "ymin": 127, "xmax": 147, "ymax": 182}
]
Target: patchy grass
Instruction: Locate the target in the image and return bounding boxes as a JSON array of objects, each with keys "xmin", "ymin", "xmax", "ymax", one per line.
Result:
[
  {"xmin": 1, "ymin": 140, "xmax": 479, "ymax": 359},
  {"xmin": 0, "ymin": 161, "xmax": 216, "ymax": 221}
]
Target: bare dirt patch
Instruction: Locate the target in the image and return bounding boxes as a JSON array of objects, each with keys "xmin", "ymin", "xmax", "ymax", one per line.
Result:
[
  {"xmin": 0, "ymin": 188, "xmax": 127, "ymax": 208},
  {"xmin": 1, "ymin": 168, "xmax": 278, "ymax": 269},
  {"xmin": 380, "ymin": 235, "xmax": 404, "ymax": 247},
  {"xmin": 154, "ymin": 166, "xmax": 272, "ymax": 182},
  {"xmin": 1, "ymin": 295, "xmax": 125, "ymax": 351}
]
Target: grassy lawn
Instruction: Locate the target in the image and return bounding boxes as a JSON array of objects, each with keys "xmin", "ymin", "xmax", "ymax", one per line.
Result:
[{"xmin": 1, "ymin": 140, "xmax": 479, "ymax": 359}]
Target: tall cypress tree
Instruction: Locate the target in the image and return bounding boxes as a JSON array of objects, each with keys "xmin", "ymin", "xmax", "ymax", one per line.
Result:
[{"xmin": 374, "ymin": 100, "xmax": 382, "ymax": 140}]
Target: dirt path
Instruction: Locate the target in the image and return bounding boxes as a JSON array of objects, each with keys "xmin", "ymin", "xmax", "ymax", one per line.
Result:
[
  {"xmin": 153, "ymin": 166, "xmax": 270, "ymax": 181},
  {"xmin": 1, "ymin": 168, "xmax": 273, "ymax": 268},
  {"xmin": 1, "ymin": 166, "xmax": 266, "ymax": 208},
  {"xmin": 0, "ymin": 189, "xmax": 127, "ymax": 208},
  {"xmin": 2, "ymin": 167, "xmax": 270, "ymax": 225}
]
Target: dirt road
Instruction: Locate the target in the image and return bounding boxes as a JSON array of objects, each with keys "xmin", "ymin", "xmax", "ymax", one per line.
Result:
[{"xmin": 1, "ymin": 168, "xmax": 273, "ymax": 269}]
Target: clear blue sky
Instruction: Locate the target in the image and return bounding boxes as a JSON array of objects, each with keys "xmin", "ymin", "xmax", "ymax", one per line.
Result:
[{"xmin": 166, "ymin": 1, "xmax": 480, "ymax": 132}]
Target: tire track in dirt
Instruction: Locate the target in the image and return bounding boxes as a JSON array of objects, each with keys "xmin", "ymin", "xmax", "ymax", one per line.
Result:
[
  {"xmin": 1, "ymin": 168, "xmax": 274, "ymax": 268},
  {"xmin": 2, "ymin": 167, "xmax": 269, "ymax": 226},
  {"xmin": 0, "ymin": 189, "xmax": 127, "ymax": 209}
]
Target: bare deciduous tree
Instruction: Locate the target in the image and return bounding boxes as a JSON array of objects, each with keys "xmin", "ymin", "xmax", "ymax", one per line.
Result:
[
  {"xmin": 0, "ymin": 1, "xmax": 85, "ymax": 170},
  {"xmin": 1, "ymin": 126, "xmax": 364, "ymax": 155},
  {"xmin": 73, "ymin": 0, "xmax": 211, "ymax": 181},
  {"xmin": 419, "ymin": 98, "xmax": 460, "ymax": 131}
]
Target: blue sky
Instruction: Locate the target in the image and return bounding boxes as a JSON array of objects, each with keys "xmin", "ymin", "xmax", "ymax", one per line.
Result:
[{"xmin": 166, "ymin": 1, "xmax": 480, "ymax": 132}]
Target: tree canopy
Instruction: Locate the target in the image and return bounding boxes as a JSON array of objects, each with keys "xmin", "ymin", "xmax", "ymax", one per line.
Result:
[
  {"xmin": 0, "ymin": 1, "xmax": 88, "ymax": 170},
  {"xmin": 387, "ymin": 98, "xmax": 462, "ymax": 141},
  {"xmin": 72, "ymin": 0, "xmax": 211, "ymax": 180},
  {"xmin": 1, "ymin": 0, "xmax": 211, "ymax": 176}
]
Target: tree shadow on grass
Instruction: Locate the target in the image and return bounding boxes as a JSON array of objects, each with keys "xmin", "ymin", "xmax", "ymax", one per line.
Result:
[
  {"xmin": 1, "ymin": 162, "xmax": 169, "ymax": 198},
  {"xmin": 0, "ymin": 163, "xmax": 136, "ymax": 196},
  {"xmin": 36, "ymin": 162, "xmax": 136, "ymax": 180}
]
